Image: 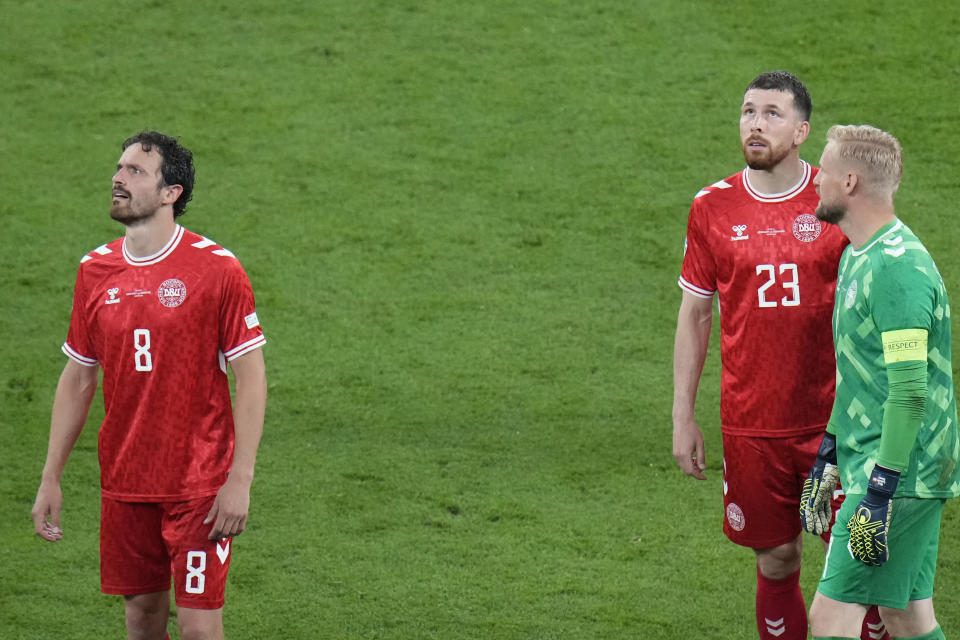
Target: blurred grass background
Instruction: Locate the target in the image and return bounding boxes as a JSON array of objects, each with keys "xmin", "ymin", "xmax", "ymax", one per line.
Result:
[{"xmin": 2, "ymin": 1, "xmax": 959, "ymax": 637}]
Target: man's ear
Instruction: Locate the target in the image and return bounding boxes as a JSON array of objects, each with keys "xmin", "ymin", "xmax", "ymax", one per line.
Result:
[
  {"xmin": 843, "ymin": 172, "xmax": 859, "ymax": 196},
  {"xmin": 162, "ymin": 184, "xmax": 183, "ymax": 206},
  {"xmin": 794, "ymin": 120, "xmax": 811, "ymax": 147}
]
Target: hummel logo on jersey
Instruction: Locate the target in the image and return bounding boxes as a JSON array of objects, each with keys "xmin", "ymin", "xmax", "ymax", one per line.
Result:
[
  {"xmin": 730, "ymin": 225, "xmax": 749, "ymax": 241},
  {"xmin": 216, "ymin": 540, "xmax": 230, "ymax": 564},
  {"xmin": 105, "ymin": 287, "xmax": 121, "ymax": 305}
]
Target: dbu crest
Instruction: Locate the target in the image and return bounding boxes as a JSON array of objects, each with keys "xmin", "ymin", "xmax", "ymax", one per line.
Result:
[
  {"xmin": 158, "ymin": 278, "xmax": 187, "ymax": 308},
  {"xmin": 792, "ymin": 214, "xmax": 822, "ymax": 243}
]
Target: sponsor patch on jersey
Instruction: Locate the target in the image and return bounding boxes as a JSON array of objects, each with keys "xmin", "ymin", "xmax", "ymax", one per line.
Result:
[
  {"xmin": 844, "ymin": 279, "xmax": 858, "ymax": 309},
  {"xmin": 726, "ymin": 502, "xmax": 745, "ymax": 532},
  {"xmin": 882, "ymin": 328, "xmax": 928, "ymax": 363},
  {"xmin": 757, "ymin": 227, "xmax": 786, "ymax": 237},
  {"xmin": 245, "ymin": 312, "xmax": 260, "ymax": 329},
  {"xmin": 730, "ymin": 224, "xmax": 749, "ymax": 241},
  {"xmin": 104, "ymin": 287, "xmax": 121, "ymax": 305},
  {"xmin": 157, "ymin": 278, "xmax": 187, "ymax": 308},
  {"xmin": 792, "ymin": 213, "xmax": 822, "ymax": 242}
]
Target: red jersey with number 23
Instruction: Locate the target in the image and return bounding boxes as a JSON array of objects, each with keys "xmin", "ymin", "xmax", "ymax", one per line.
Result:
[
  {"xmin": 62, "ymin": 225, "xmax": 266, "ymax": 501},
  {"xmin": 679, "ymin": 162, "xmax": 847, "ymax": 437}
]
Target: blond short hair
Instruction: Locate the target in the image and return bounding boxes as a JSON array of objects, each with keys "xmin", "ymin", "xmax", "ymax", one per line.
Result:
[{"xmin": 826, "ymin": 124, "xmax": 903, "ymax": 195}]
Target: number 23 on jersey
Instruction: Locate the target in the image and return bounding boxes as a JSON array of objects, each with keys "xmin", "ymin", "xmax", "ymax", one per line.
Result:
[{"xmin": 756, "ymin": 263, "xmax": 800, "ymax": 308}]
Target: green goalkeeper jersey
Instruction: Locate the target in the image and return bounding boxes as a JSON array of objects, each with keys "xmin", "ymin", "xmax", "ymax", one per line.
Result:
[{"xmin": 829, "ymin": 218, "xmax": 960, "ymax": 498}]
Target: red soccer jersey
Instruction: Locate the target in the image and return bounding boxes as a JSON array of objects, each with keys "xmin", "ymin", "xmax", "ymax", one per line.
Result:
[
  {"xmin": 63, "ymin": 225, "xmax": 266, "ymax": 501},
  {"xmin": 679, "ymin": 162, "xmax": 847, "ymax": 437}
]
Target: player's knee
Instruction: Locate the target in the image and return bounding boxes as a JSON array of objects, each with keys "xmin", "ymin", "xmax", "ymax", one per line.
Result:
[
  {"xmin": 123, "ymin": 593, "xmax": 169, "ymax": 639},
  {"xmin": 755, "ymin": 537, "xmax": 803, "ymax": 579},
  {"xmin": 878, "ymin": 602, "xmax": 937, "ymax": 638},
  {"xmin": 179, "ymin": 622, "xmax": 224, "ymax": 640},
  {"xmin": 178, "ymin": 607, "xmax": 224, "ymax": 640}
]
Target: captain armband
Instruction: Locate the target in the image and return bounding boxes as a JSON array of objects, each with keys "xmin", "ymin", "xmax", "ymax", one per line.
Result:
[
  {"xmin": 881, "ymin": 328, "xmax": 928, "ymax": 364},
  {"xmin": 877, "ymin": 331, "xmax": 929, "ymax": 473}
]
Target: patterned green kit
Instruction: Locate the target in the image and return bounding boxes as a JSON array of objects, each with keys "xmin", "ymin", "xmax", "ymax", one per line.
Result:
[{"xmin": 830, "ymin": 220, "xmax": 960, "ymax": 498}]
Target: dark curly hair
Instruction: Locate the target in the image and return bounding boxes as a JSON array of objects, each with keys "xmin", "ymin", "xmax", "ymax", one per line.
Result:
[
  {"xmin": 746, "ymin": 71, "xmax": 812, "ymax": 123},
  {"xmin": 122, "ymin": 131, "xmax": 195, "ymax": 218}
]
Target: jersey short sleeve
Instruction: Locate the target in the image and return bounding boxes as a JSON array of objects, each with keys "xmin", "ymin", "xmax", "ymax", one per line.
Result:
[
  {"xmin": 679, "ymin": 197, "xmax": 717, "ymax": 298},
  {"xmin": 62, "ymin": 260, "xmax": 100, "ymax": 366},
  {"xmin": 218, "ymin": 259, "xmax": 266, "ymax": 361}
]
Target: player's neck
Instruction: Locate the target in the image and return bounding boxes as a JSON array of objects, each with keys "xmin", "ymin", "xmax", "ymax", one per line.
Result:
[
  {"xmin": 745, "ymin": 156, "xmax": 805, "ymax": 196},
  {"xmin": 840, "ymin": 206, "xmax": 897, "ymax": 249},
  {"xmin": 123, "ymin": 214, "xmax": 178, "ymax": 258}
]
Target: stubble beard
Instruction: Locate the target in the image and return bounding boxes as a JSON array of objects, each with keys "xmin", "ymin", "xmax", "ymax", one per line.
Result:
[
  {"xmin": 110, "ymin": 197, "xmax": 159, "ymax": 227},
  {"xmin": 742, "ymin": 140, "xmax": 791, "ymax": 171},
  {"xmin": 815, "ymin": 201, "xmax": 846, "ymax": 225}
]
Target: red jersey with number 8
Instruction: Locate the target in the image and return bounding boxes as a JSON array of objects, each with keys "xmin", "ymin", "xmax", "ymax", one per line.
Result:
[
  {"xmin": 63, "ymin": 225, "xmax": 266, "ymax": 501},
  {"xmin": 679, "ymin": 162, "xmax": 847, "ymax": 437}
]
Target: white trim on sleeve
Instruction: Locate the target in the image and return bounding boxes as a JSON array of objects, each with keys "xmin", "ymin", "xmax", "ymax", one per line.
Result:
[
  {"xmin": 62, "ymin": 343, "xmax": 99, "ymax": 367},
  {"xmin": 678, "ymin": 277, "xmax": 715, "ymax": 299},
  {"xmin": 224, "ymin": 335, "xmax": 267, "ymax": 361}
]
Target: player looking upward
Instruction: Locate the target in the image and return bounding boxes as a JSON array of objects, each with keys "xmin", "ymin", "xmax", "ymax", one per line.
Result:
[
  {"xmin": 802, "ymin": 125, "xmax": 959, "ymax": 640},
  {"xmin": 31, "ymin": 131, "xmax": 267, "ymax": 640},
  {"xmin": 671, "ymin": 71, "xmax": 887, "ymax": 640}
]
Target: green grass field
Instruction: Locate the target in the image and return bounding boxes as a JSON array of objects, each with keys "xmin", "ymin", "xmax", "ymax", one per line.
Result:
[{"xmin": 2, "ymin": 1, "xmax": 959, "ymax": 638}]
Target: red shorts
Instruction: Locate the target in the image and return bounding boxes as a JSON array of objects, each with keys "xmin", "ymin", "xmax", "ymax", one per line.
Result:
[
  {"xmin": 721, "ymin": 431, "xmax": 843, "ymax": 549},
  {"xmin": 100, "ymin": 495, "xmax": 232, "ymax": 609}
]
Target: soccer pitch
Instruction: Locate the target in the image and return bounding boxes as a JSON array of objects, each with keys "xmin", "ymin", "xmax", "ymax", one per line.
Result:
[{"xmin": 2, "ymin": 1, "xmax": 959, "ymax": 638}]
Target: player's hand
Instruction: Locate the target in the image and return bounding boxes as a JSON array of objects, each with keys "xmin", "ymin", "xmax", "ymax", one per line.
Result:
[
  {"xmin": 31, "ymin": 480, "xmax": 65, "ymax": 542},
  {"xmin": 847, "ymin": 465, "xmax": 900, "ymax": 566},
  {"xmin": 800, "ymin": 433, "xmax": 839, "ymax": 535},
  {"xmin": 204, "ymin": 474, "xmax": 251, "ymax": 540},
  {"xmin": 673, "ymin": 417, "xmax": 707, "ymax": 480}
]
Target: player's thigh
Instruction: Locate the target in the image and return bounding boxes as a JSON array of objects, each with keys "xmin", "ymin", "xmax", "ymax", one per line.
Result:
[
  {"xmin": 721, "ymin": 433, "xmax": 805, "ymax": 548},
  {"xmin": 162, "ymin": 495, "xmax": 233, "ymax": 610},
  {"xmin": 820, "ymin": 497, "xmax": 943, "ymax": 609},
  {"xmin": 809, "ymin": 590, "xmax": 868, "ymax": 637},
  {"xmin": 100, "ymin": 498, "xmax": 170, "ymax": 595}
]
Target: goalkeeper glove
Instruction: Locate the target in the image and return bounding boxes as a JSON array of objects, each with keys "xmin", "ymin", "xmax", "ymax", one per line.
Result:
[
  {"xmin": 847, "ymin": 465, "xmax": 900, "ymax": 567},
  {"xmin": 800, "ymin": 433, "xmax": 839, "ymax": 535}
]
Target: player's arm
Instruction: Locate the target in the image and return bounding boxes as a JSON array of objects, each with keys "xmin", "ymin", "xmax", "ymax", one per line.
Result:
[
  {"xmin": 848, "ymin": 328, "xmax": 927, "ymax": 566},
  {"xmin": 32, "ymin": 359, "xmax": 99, "ymax": 542},
  {"xmin": 672, "ymin": 290, "xmax": 714, "ymax": 479},
  {"xmin": 205, "ymin": 347, "xmax": 267, "ymax": 540}
]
